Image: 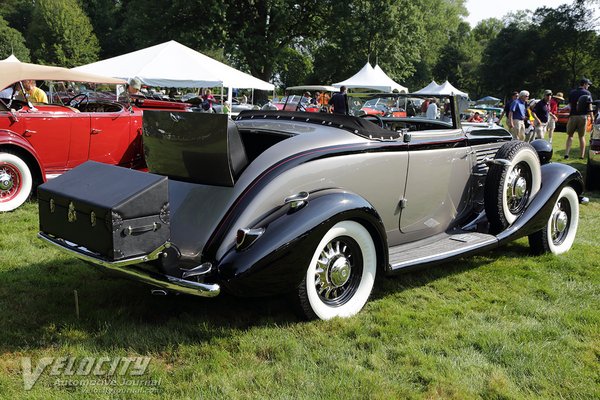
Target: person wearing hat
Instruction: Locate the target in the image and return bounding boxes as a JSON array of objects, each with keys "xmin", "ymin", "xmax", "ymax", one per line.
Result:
[
  {"xmin": 508, "ymin": 90, "xmax": 530, "ymax": 141},
  {"xmin": 565, "ymin": 78, "xmax": 593, "ymax": 159},
  {"xmin": 127, "ymin": 77, "xmax": 144, "ymax": 97},
  {"xmin": 531, "ymin": 90, "xmax": 553, "ymax": 140},
  {"xmin": 547, "ymin": 91, "xmax": 563, "ymax": 144}
]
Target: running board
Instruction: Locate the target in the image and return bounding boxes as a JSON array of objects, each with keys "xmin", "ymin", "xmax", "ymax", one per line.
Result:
[{"xmin": 387, "ymin": 231, "xmax": 498, "ymax": 273}]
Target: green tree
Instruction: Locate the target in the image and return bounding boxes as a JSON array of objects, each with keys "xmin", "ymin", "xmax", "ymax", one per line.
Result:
[
  {"xmin": 433, "ymin": 22, "xmax": 479, "ymax": 95},
  {"xmin": 224, "ymin": 0, "xmax": 327, "ymax": 85},
  {"xmin": 407, "ymin": 0, "xmax": 468, "ymax": 90},
  {"xmin": 106, "ymin": 0, "xmax": 226, "ymax": 58},
  {"xmin": 0, "ymin": 0, "xmax": 34, "ymax": 34},
  {"xmin": 275, "ymin": 47, "xmax": 313, "ymax": 88},
  {"xmin": 479, "ymin": 23, "xmax": 537, "ymax": 96},
  {"xmin": 27, "ymin": 0, "xmax": 100, "ymax": 67},
  {"xmin": 79, "ymin": 0, "xmax": 124, "ymax": 59},
  {"xmin": 0, "ymin": 15, "xmax": 30, "ymax": 61},
  {"xmin": 478, "ymin": 0, "xmax": 599, "ymax": 98},
  {"xmin": 533, "ymin": 1, "xmax": 600, "ymax": 90},
  {"xmin": 311, "ymin": 0, "xmax": 422, "ymax": 87}
]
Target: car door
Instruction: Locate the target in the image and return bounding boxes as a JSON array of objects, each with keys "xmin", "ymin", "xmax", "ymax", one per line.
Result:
[
  {"xmin": 86, "ymin": 105, "xmax": 133, "ymax": 165},
  {"xmin": 18, "ymin": 107, "xmax": 72, "ymax": 172},
  {"xmin": 399, "ymin": 128, "xmax": 471, "ymax": 242}
]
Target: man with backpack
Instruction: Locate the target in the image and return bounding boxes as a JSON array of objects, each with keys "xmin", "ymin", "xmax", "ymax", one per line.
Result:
[{"xmin": 565, "ymin": 78, "xmax": 593, "ymax": 159}]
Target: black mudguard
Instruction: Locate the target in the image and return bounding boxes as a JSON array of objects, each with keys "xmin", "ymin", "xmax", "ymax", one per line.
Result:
[
  {"xmin": 216, "ymin": 189, "xmax": 387, "ymax": 297},
  {"xmin": 497, "ymin": 162, "xmax": 583, "ymax": 244}
]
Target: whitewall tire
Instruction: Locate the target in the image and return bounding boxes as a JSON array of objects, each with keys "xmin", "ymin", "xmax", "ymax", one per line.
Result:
[
  {"xmin": 0, "ymin": 152, "xmax": 33, "ymax": 212},
  {"xmin": 297, "ymin": 221, "xmax": 377, "ymax": 320},
  {"xmin": 529, "ymin": 186, "xmax": 579, "ymax": 255},
  {"xmin": 485, "ymin": 141, "xmax": 542, "ymax": 233}
]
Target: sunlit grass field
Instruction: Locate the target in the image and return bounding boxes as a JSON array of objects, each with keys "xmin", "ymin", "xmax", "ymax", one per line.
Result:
[{"xmin": 0, "ymin": 132, "xmax": 598, "ymax": 399}]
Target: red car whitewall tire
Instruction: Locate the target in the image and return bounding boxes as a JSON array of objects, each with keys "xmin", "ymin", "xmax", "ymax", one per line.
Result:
[{"xmin": 0, "ymin": 152, "xmax": 33, "ymax": 212}]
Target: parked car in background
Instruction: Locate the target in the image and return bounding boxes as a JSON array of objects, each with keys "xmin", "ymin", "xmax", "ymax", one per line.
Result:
[
  {"xmin": 270, "ymin": 86, "xmax": 336, "ymax": 112},
  {"xmin": 556, "ymin": 104, "xmax": 593, "ymax": 132},
  {"xmin": 212, "ymin": 97, "xmax": 258, "ymax": 116},
  {"xmin": 39, "ymin": 93, "xmax": 584, "ymax": 320},
  {"xmin": 0, "ymin": 61, "xmax": 189, "ymax": 212},
  {"xmin": 556, "ymin": 104, "xmax": 570, "ymax": 131},
  {"xmin": 357, "ymin": 96, "xmax": 425, "ymax": 118}
]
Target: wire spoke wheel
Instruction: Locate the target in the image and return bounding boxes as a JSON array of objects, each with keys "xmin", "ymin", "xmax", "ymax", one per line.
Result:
[
  {"xmin": 505, "ymin": 161, "xmax": 532, "ymax": 214},
  {"xmin": 484, "ymin": 141, "xmax": 541, "ymax": 234},
  {"xmin": 0, "ymin": 162, "xmax": 22, "ymax": 202},
  {"xmin": 296, "ymin": 221, "xmax": 377, "ymax": 320},
  {"xmin": 528, "ymin": 186, "xmax": 579, "ymax": 255},
  {"xmin": 314, "ymin": 236, "xmax": 363, "ymax": 306},
  {"xmin": 0, "ymin": 152, "xmax": 33, "ymax": 212}
]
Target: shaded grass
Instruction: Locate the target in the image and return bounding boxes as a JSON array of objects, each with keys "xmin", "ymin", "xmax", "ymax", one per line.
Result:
[{"xmin": 0, "ymin": 133, "xmax": 598, "ymax": 399}]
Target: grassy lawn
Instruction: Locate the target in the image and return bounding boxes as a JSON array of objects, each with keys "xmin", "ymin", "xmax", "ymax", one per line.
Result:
[{"xmin": 0, "ymin": 132, "xmax": 598, "ymax": 399}]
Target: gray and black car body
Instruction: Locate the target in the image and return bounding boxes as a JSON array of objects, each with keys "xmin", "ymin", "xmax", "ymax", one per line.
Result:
[{"xmin": 38, "ymin": 94, "xmax": 585, "ymax": 320}]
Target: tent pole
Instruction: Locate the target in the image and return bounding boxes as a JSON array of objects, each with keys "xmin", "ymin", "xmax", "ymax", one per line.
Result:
[{"xmin": 227, "ymin": 86, "xmax": 233, "ymax": 117}]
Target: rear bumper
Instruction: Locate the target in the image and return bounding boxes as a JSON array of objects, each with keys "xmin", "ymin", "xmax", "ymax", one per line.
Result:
[{"xmin": 38, "ymin": 232, "xmax": 220, "ymax": 297}]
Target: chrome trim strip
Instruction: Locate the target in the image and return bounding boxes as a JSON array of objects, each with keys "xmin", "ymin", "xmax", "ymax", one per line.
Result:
[{"xmin": 38, "ymin": 232, "xmax": 220, "ymax": 297}]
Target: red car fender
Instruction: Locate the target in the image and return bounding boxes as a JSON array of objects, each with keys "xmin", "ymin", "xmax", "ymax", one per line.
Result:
[{"xmin": 0, "ymin": 129, "xmax": 46, "ymax": 182}]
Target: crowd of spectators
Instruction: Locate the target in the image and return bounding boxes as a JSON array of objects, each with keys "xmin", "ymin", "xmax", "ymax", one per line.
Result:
[{"xmin": 499, "ymin": 78, "xmax": 595, "ymax": 159}]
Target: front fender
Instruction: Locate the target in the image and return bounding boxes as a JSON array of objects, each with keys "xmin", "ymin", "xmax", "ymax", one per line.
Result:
[
  {"xmin": 0, "ymin": 129, "xmax": 46, "ymax": 182},
  {"xmin": 497, "ymin": 162, "xmax": 583, "ymax": 244},
  {"xmin": 216, "ymin": 189, "xmax": 387, "ymax": 297}
]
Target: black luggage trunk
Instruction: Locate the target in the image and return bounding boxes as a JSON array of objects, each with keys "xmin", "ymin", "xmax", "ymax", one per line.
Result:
[{"xmin": 38, "ymin": 161, "xmax": 169, "ymax": 261}]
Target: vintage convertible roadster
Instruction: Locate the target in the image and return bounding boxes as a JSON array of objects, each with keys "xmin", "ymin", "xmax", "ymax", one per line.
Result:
[{"xmin": 38, "ymin": 94, "xmax": 584, "ymax": 320}]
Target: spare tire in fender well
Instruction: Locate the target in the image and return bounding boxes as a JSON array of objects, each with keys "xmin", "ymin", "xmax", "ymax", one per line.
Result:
[{"xmin": 484, "ymin": 141, "xmax": 542, "ymax": 234}]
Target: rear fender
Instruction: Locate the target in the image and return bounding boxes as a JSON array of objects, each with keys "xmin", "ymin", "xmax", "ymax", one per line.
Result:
[
  {"xmin": 497, "ymin": 162, "xmax": 583, "ymax": 244},
  {"xmin": 216, "ymin": 189, "xmax": 387, "ymax": 297}
]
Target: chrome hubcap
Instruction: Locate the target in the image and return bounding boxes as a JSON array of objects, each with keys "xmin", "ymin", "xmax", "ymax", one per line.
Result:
[
  {"xmin": 513, "ymin": 176, "xmax": 527, "ymax": 198},
  {"xmin": 506, "ymin": 163, "xmax": 531, "ymax": 214},
  {"xmin": 0, "ymin": 164, "xmax": 20, "ymax": 201},
  {"xmin": 550, "ymin": 198, "xmax": 570, "ymax": 244},
  {"xmin": 329, "ymin": 257, "xmax": 351, "ymax": 287},
  {"xmin": 0, "ymin": 171, "xmax": 13, "ymax": 191},
  {"xmin": 314, "ymin": 237, "xmax": 362, "ymax": 305},
  {"xmin": 553, "ymin": 211, "xmax": 568, "ymax": 233}
]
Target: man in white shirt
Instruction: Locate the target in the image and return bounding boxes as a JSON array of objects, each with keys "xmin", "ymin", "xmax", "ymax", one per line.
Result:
[{"xmin": 426, "ymin": 98, "xmax": 438, "ymax": 119}]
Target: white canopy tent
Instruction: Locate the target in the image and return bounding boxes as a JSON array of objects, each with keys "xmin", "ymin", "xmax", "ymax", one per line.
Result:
[
  {"xmin": 414, "ymin": 80, "xmax": 468, "ymax": 97},
  {"xmin": 437, "ymin": 81, "xmax": 468, "ymax": 97},
  {"xmin": 372, "ymin": 64, "xmax": 408, "ymax": 93},
  {"xmin": 413, "ymin": 81, "xmax": 440, "ymax": 94},
  {"xmin": 73, "ymin": 40, "xmax": 275, "ymax": 108},
  {"xmin": 332, "ymin": 62, "xmax": 408, "ymax": 93}
]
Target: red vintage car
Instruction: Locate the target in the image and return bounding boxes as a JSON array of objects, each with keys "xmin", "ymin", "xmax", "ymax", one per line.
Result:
[
  {"xmin": 0, "ymin": 60, "xmax": 189, "ymax": 212},
  {"xmin": 556, "ymin": 104, "xmax": 570, "ymax": 131}
]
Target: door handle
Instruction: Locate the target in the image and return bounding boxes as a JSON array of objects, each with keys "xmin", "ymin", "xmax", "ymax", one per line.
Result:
[
  {"xmin": 91, "ymin": 128, "xmax": 102, "ymax": 134},
  {"xmin": 23, "ymin": 129, "xmax": 37, "ymax": 136}
]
